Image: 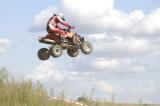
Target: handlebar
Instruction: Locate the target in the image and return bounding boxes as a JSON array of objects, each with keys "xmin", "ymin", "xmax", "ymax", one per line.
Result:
[
  {"xmin": 62, "ymin": 26, "xmax": 74, "ymax": 32},
  {"xmin": 62, "ymin": 28, "xmax": 70, "ymax": 32}
]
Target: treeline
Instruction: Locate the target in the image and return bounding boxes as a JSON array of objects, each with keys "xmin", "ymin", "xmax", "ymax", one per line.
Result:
[
  {"xmin": 0, "ymin": 67, "xmax": 77, "ymax": 106},
  {"xmin": 0, "ymin": 68, "xmax": 158, "ymax": 106}
]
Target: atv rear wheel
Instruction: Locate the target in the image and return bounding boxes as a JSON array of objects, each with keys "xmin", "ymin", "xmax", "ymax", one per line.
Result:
[
  {"xmin": 38, "ymin": 48, "xmax": 50, "ymax": 60},
  {"xmin": 81, "ymin": 41, "xmax": 93, "ymax": 54},
  {"xmin": 67, "ymin": 48, "xmax": 79, "ymax": 57},
  {"xmin": 50, "ymin": 44, "xmax": 63, "ymax": 57}
]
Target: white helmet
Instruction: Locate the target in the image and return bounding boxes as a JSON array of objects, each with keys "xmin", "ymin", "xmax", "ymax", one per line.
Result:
[{"xmin": 58, "ymin": 13, "xmax": 65, "ymax": 21}]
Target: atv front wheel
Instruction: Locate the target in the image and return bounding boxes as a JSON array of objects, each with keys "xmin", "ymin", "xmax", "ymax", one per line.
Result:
[
  {"xmin": 38, "ymin": 48, "xmax": 50, "ymax": 60},
  {"xmin": 67, "ymin": 48, "xmax": 79, "ymax": 57},
  {"xmin": 81, "ymin": 41, "xmax": 93, "ymax": 54},
  {"xmin": 50, "ymin": 44, "xmax": 63, "ymax": 57}
]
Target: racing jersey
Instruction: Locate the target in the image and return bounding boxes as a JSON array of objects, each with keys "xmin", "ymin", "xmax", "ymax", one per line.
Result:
[{"xmin": 47, "ymin": 15, "xmax": 70, "ymax": 29}]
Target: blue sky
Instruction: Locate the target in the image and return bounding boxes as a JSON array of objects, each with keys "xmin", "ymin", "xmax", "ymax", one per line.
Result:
[
  {"xmin": 115, "ymin": 0, "xmax": 160, "ymax": 13},
  {"xmin": 0, "ymin": 0, "xmax": 160, "ymax": 103}
]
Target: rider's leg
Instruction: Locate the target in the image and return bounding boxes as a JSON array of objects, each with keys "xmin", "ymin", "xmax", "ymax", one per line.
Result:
[
  {"xmin": 49, "ymin": 27, "xmax": 69, "ymax": 38},
  {"xmin": 52, "ymin": 28, "xmax": 65, "ymax": 36}
]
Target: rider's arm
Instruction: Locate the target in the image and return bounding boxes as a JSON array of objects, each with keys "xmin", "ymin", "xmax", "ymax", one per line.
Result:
[
  {"xmin": 57, "ymin": 16, "xmax": 70, "ymax": 27},
  {"xmin": 48, "ymin": 17, "xmax": 56, "ymax": 29}
]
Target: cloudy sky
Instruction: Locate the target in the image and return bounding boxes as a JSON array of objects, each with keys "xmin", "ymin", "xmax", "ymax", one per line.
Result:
[{"xmin": 1, "ymin": 0, "xmax": 160, "ymax": 103}]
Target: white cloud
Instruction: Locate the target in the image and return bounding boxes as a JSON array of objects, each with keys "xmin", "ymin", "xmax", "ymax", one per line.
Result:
[
  {"xmin": 92, "ymin": 57, "xmax": 145, "ymax": 72},
  {"xmin": 27, "ymin": 61, "xmax": 66, "ymax": 82},
  {"xmin": 27, "ymin": 61, "xmax": 88, "ymax": 82},
  {"xmin": 62, "ymin": 0, "xmax": 113, "ymax": 15},
  {"xmin": 126, "ymin": 80, "xmax": 158, "ymax": 97},
  {"xmin": 129, "ymin": 10, "xmax": 145, "ymax": 22},
  {"xmin": 133, "ymin": 8, "xmax": 160, "ymax": 35},
  {"xmin": 94, "ymin": 79, "xmax": 159, "ymax": 102},
  {"xmin": 95, "ymin": 80, "xmax": 123, "ymax": 94},
  {"xmin": 62, "ymin": 0, "xmax": 113, "ymax": 25},
  {"xmin": 146, "ymin": 80, "xmax": 158, "ymax": 95},
  {"xmin": 31, "ymin": 0, "xmax": 160, "ymax": 36},
  {"xmin": 90, "ymin": 33, "xmax": 160, "ymax": 56},
  {"xmin": 62, "ymin": 0, "xmax": 160, "ymax": 35},
  {"xmin": 30, "ymin": 7, "xmax": 57, "ymax": 31},
  {"xmin": 95, "ymin": 80, "xmax": 114, "ymax": 93},
  {"xmin": 92, "ymin": 58, "xmax": 121, "ymax": 70},
  {"xmin": 0, "ymin": 38, "xmax": 10, "ymax": 54},
  {"xmin": 95, "ymin": 10, "xmax": 132, "ymax": 31}
]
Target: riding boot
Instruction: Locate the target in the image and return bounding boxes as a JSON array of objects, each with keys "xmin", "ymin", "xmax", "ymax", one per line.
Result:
[{"xmin": 72, "ymin": 35, "xmax": 77, "ymax": 46}]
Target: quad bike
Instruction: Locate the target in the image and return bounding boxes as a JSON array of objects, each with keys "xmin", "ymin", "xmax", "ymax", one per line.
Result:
[{"xmin": 37, "ymin": 28, "xmax": 93, "ymax": 60}]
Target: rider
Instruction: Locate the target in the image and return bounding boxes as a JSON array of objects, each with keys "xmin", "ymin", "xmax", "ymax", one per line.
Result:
[{"xmin": 46, "ymin": 13, "xmax": 74, "ymax": 40}]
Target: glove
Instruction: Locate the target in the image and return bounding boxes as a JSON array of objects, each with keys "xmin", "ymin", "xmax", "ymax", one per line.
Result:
[{"xmin": 69, "ymin": 26, "xmax": 74, "ymax": 29}]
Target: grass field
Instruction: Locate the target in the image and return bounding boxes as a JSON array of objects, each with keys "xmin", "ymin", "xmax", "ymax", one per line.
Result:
[{"xmin": 0, "ymin": 67, "xmax": 159, "ymax": 106}]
